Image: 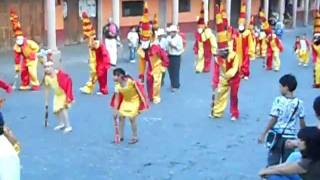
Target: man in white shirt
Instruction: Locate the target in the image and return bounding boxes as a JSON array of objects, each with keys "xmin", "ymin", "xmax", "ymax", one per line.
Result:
[
  {"xmin": 166, "ymin": 25, "xmax": 184, "ymax": 92},
  {"xmin": 0, "ymin": 113, "xmax": 20, "ymax": 180}
]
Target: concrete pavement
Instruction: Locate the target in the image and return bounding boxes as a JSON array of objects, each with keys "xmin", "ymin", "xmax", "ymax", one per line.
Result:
[{"xmin": 0, "ymin": 26, "xmax": 318, "ymax": 179}]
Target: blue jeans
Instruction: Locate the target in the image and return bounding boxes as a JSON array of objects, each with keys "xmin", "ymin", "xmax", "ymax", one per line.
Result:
[
  {"xmin": 129, "ymin": 46, "xmax": 136, "ymax": 60},
  {"xmin": 267, "ymin": 175, "xmax": 301, "ymax": 180}
]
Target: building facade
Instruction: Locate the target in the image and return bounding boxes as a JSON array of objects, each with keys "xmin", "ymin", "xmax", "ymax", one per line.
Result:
[{"xmin": 0, "ymin": 0, "xmax": 318, "ymax": 52}]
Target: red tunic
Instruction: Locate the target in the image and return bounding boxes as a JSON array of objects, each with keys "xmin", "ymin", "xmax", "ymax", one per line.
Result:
[
  {"xmin": 95, "ymin": 44, "xmax": 111, "ymax": 75},
  {"xmin": 57, "ymin": 70, "xmax": 74, "ymax": 104}
]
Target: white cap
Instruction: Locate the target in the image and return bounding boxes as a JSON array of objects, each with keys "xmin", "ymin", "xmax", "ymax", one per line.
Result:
[
  {"xmin": 167, "ymin": 25, "xmax": 178, "ymax": 32},
  {"xmin": 156, "ymin": 28, "xmax": 166, "ymax": 36}
]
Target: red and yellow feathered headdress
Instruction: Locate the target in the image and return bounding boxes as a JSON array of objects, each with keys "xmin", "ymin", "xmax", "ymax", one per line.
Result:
[
  {"xmin": 215, "ymin": 4, "xmax": 228, "ymax": 50},
  {"xmin": 238, "ymin": 3, "xmax": 246, "ymax": 28},
  {"xmin": 220, "ymin": 3, "xmax": 228, "ymax": 27},
  {"xmin": 153, "ymin": 13, "xmax": 159, "ymax": 31},
  {"xmin": 248, "ymin": 15, "xmax": 255, "ymax": 30},
  {"xmin": 314, "ymin": 10, "xmax": 320, "ymax": 36},
  {"xmin": 197, "ymin": 1, "xmax": 205, "ymax": 26},
  {"xmin": 9, "ymin": 9, "xmax": 23, "ymax": 37},
  {"xmin": 259, "ymin": 10, "xmax": 272, "ymax": 35},
  {"xmin": 82, "ymin": 12, "xmax": 96, "ymax": 39},
  {"xmin": 139, "ymin": 2, "xmax": 152, "ymax": 41}
]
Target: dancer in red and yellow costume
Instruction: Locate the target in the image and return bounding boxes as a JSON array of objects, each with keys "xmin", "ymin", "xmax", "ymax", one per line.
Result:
[
  {"xmin": 145, "ymin": 40, "xmax": 170, "ymax": 104},
  {"xmin": 111, "ymin": 68, "xmax": 149, "ymax": 144},
  {"xmin": 266, "ymin": 33, "xmax": 284, "ymax": 71},
  {"xmin": 258, "ymin": 10, "xmax": 271, "ymax": 63},
  {"xmin": 210, "ymin": 4, "xmax": 241, "ymax": 121},
  {"xmin": 10, "ymin": 10, "xmax": 40, "ymax": 91},
  {"xmin": 234, "ymin": 3, "xmax": 255, "ymax": 80},
  {"xmin": 259, "ymin": 10, "xmax": 284, "ymax": 71},
  {"xmin": 44, "ymin": 54, "xmax": 74, "ymax": 134},
  {"xmin": 92, "ymin": 38, "xmax": 111, "ymax": 95},
  {"xmin": 312, "ymin": 11, "xmax": 320, "ymax": 88},
  {"xmin": 80, "ymin": 12, "xmax": 110, "ymax": 95},
  {"xmin": 193, "ymin": 2, "xmax": 217, "ymax": 73},
  {"xmin": 295, "ymin": 34, "xmax": 310, "ymax": 67},
  {"xmin": 137, "ymin": 3, "xmax": 169, "ymax": 104},
  {"xmin": 257, "ymin": 30, "xmax": 268, "ymax": 59}
]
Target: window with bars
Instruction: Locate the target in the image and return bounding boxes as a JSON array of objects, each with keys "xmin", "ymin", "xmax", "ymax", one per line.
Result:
[
  {"xmin": 179, "ymin": 0, "xmax": 191, "ymax": 13},
  {"xmin": 122, "ymin": 1, "xmax": 144, "ymax": 17},
  {"xmin": 298, "ymin": 0, "xmax": 303, "ymax": 8}
]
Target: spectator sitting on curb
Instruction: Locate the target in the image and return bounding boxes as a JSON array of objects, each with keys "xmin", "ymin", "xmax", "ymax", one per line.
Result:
[
  {"xmin": 0, "ymin": 97, "xmax": 21, "ymax": 180},
  {"xmin": 259, "ymin": 127, "xmax": 320, "ymax": 180}
]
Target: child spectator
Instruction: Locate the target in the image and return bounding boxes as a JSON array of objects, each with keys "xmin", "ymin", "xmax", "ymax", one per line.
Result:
[
  {"xmin": 127, "ymin": 26, "xmax": 139, "ymax": 63},
  {"xmin": 258, "ymin": 74, "xmax": 306, "ymax": 166}
]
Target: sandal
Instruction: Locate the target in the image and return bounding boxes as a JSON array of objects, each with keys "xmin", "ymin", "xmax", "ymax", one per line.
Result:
[
  {"xmin": 112, "ymin": 138, "xmax": 124, "ymax": 144},
  {"xmin": 128, "ymin": 138, "xmax": 139, "ymax": 144}
]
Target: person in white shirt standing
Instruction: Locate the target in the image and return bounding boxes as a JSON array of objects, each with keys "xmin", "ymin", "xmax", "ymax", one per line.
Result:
[
  {"xmin": 166, "ymin": 25, "xmax": 184, "ymax": 92},
  {"xmin": 127, "ymin": 26, "xmax": 139, "ymax": 63}
]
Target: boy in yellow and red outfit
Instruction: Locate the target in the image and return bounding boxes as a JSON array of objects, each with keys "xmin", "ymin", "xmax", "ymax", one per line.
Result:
[
  {"xmin": 210, "ymin": 4, "xmax": 241, "ymax": 121},
  {"xmin": 257, "ymin": 30, "xmax": 268, "ymax": 59},
  {"xmin": 258, "ymin": 10, "xmax": 284, "ymax": 71},
  {"xmin": 295, "ymin": 34, "xmax": 310, "ymax": 67},
  {"xmin": 266, "ymin": 33, "xmax": 284, "ymax": 71},
  {"xmin": 193, "ymin": 2, "xmax": 217, "ymax": 73},
  {"xmin": 235, "ymin": 3, "xmax": 255, "ymax": 80},
  {"xmin": 80, "ymin": 12, "xmax": 110, "ymax": 95},
  {"xmin": 10, "ymin": 10, "xmax": 40, "ymax": 91}
]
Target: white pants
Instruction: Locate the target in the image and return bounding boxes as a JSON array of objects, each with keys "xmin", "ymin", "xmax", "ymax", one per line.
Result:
[
  {"xmin": 0, "ymin": 136, "xmax": 20, "ymax": 180},
  {"xmin": 105, "ymin": 38, "xmax": 118, "ymax": 65}
]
